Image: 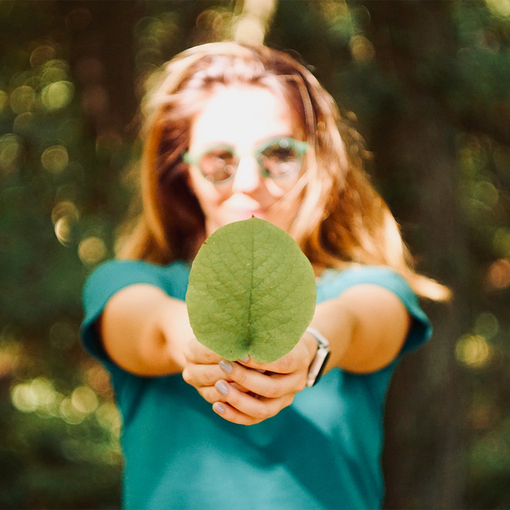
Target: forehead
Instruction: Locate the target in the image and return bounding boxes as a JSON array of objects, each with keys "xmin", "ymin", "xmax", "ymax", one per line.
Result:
[{"xmin": 189, "ymin": 85, "xmax": 294, "ymax": 151}]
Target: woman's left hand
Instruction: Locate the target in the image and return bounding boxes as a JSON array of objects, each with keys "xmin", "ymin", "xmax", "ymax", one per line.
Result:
[{"xmin": 185, "ymin": 333, "xmax": 317, "ymax": 426}]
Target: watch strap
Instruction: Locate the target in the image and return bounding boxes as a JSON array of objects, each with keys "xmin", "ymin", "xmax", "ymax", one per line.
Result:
[{"xmin": 305, "ymin": 327, "xmax": 331, "ymax": 387}]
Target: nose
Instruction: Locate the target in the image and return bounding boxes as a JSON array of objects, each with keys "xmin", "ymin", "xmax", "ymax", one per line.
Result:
[{"xmin": 231, "ymin": 155, "xmax": 262, "ymax": 193}]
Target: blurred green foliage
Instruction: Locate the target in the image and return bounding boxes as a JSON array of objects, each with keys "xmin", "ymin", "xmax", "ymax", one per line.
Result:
[{"xmin": 0, "ymin": 1, "xmax": 509, "ymax": 508}]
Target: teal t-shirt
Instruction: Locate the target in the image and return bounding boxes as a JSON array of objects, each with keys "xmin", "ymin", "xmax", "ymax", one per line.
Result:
[{"xmin": 80, "ymin": 260, "xmax": 432, "ymax": 510}]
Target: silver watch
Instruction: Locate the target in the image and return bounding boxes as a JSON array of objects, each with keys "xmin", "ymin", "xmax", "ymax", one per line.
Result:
[{"xmin": 305, "ymin": 327, "xmax": 331, "ymax": 387}]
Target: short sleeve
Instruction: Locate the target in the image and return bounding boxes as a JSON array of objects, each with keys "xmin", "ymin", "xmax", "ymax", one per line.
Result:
[
  {"xmin": 317, "ymin": 266, "xmax": 432, "ymax": 355},
  {"xmin": 79, "ymin": 260, "xmax": 180, "ymax": 370}
]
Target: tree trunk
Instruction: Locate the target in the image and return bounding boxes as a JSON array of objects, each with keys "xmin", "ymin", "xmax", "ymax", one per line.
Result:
[
  {"xmin": 361, "ymin": 2, "xmax": 470, "ymax": 508},
  {"xmin": 59, "ymin": 0, "xmax": 145, "ymax": 140}
]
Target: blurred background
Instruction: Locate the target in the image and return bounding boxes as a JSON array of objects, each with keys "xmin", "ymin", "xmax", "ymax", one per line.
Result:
[{"xmin": 0, "ymin": 0, "xmax": 509, "ymax": 508}]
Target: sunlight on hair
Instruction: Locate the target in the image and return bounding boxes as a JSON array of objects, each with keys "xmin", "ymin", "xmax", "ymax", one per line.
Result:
[{"xmin": 232, "ymin": 0, "xmax": 276, "ymax": 45}]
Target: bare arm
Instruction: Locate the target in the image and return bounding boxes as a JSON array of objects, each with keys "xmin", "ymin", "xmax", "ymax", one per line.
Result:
[
  {"xmin": 98, "ymin": 284, "xmax": 193, "ymax": 376},
  {"xmin": 95, "ymin": 275, "xmax": 411, "ymax": 424},
  {"xmin": 311, "ymin": 284, "xmax": 411, "ymax": 374}
]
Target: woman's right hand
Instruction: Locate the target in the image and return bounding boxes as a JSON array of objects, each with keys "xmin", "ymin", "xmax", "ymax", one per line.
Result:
[{"xmin": 181, "ymin": 337, "xmax": 227, "ymax": 399}]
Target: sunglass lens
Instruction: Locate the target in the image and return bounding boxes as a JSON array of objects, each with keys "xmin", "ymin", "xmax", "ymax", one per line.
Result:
[
  {"xmin": 260, "ymin": 141, "xmax": 302, "ymax": 177},
  {"xmin": 201, "ymin": 149, "xmax": 237, "ymax": 182}
]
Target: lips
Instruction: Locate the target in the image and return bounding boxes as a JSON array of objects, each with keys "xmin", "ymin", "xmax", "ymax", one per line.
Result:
[{"xmin": 229, "ymin": 208, "xmax": 267, "ymax": 220}]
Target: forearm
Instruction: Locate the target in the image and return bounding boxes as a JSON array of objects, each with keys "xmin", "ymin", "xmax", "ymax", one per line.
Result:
[
  {"xmin": 306, "ymin": 284, "xmax": 410, "ymax": 374},
  {"xmin": 100, "ymin": 284, "xmax": 192, "ymax": 376}
]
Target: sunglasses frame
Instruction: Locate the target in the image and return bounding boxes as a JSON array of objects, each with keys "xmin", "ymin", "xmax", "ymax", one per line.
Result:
[{"xmin": 183, "ymin": 137, "xmax": 309, "ymax": 184}]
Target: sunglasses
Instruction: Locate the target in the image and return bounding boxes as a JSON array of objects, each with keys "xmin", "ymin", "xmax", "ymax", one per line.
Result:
[{"xmin": 183, "ymin": 137, "xmax": 308, "ymax": 184}]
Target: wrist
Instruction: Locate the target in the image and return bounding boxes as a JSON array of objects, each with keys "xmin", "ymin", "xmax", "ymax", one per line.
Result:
[
  {"xmin": 303, "ymin": 329, "xmax": 319, "ymax": 365},
  {"xmin": 156, "ymin": 297, "xmax": 190, "ymax": 371}
]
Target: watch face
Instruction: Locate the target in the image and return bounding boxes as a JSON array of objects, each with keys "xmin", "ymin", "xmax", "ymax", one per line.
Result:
[{"xmin": 306, "ymin": 346, "xmax": 331, "ymax": 387}]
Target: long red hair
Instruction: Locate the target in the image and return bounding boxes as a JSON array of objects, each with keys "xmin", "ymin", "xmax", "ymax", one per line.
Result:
[{"xmin": 116, "ymin": 42, "xmax": 449, "ymax": 300}]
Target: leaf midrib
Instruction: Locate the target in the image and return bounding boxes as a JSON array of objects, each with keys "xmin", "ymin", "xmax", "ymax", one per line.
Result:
[{"xmin": 247, "ymin": 218, "xmax": 255, "ymax": 350}]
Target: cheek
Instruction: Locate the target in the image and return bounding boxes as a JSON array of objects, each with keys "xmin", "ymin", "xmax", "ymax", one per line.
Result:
[
  {"xmin": 265, "ymin": 180, "xmax": 290, "ymax": 198},
  {"xmin": 188, "ymin": 171, "xmax": 223, "ymax": 210}
]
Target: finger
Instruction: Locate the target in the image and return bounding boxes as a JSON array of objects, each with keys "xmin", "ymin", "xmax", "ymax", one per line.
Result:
[
  {"xmin": 182, "ymin": 363, "xmax": 228, "ymax": 388},
  {"xmin": 197, "ymin": 385, "xmax": 226, "ymax": 404},
  {"xmin": 185, "ymin": 337, "xmax": 223, "ymax": 364},
  {"xmin": 219, "ymin": 359, "xmax": 307, "ymax": 398},
  {"xmin": 213, "ymin": 380, "xmax": 294, "ymax": 421},
  {"xmin": 237, "ymin": 351, "xmax": 301, "ymax": 375},
  {"xmin": 212, "ymin": 402, "xmax": 262, "ymax": 425},
  {"xmin": 196, "ymin": 381, "xmax": 253, "ymax": 406}
]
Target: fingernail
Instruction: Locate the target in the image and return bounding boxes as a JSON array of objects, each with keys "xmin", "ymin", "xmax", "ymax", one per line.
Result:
[
  {"xmin": 239, "ymin": 356, "xmax": 250, "ymax": 362},
  {"xmin": 215, "ymin": 380, "xmax": 229, "ymax": 396},
  {"xmin": 214, "ymin": 403, "xmax": 226, "ymax": 414},
  {"xmin": 219, "ymin": 359, "xmax": 233, "ymax": 373}
]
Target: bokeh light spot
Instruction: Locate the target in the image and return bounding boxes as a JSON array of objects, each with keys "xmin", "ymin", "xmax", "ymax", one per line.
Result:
[
  {"xmin": 350, "ymin": 35, "xmax": 375, "ymax": 63},
  {"xmin": 11, "ymin": 378, "xmax": 60, "ymax": 415},
  {"xmin": 473, "ymin": 181, "xmax": 499, "ymax": 208},
  {"xmin": 456, "ymin": 335, "xmax": 492, "ymax": 368},
  {"xmin": 41, "ymin": 66, "xmax": 67, "ymax": 84},
  {"xmin": 30, "ymin": 44, "xmax": 56, "ymax": 69},
  {"xmin": 0, "ymin": 134, "xmax": 22, "ymax": 173},
  {"xmin": 474, "ymin": 313, "xmax": 499, "ymax": 340},
  {"xmin": 78, "ymin": 236, "xmax": 107, "ymax": 265},
  {"xmin": 50, "ymin": 321, "xmax": 77, "ymax": 349},
  {"xmin": 11, "ymin": 383, "xmax": 37, "ymax": 413},
  {"xmin": 72, "ymin": 386, "xmax": 99, "ymax": 414},
  {"xmin": 96, "ymin": 402, "xmax": 122, "ymax": 438},
  {"xmin": 0, "ymin": 342, "xmax": 21, "ymax": 378},
  {"xmin": 13, "ymin": 112, "xmax": 34, "ymax": 135},
  {"xmin": 41, "ymin": 81, "xmax": 74, "ymax": 111},
  {"xmin": 41, "ymin": 145, "xmax": 68, "ymax": 173},
  {"xmin": 60, "ymin": 397, "xmax": 86, "ymax": 425},
  {"xmin": 493, "ymin": 228, "xmax": 510, "ymax": 257},
  {"xmin": 486, "ymin": 0, "xmax": 510, "ymax": 17},
  {"xmin": 486, "ymin": 258, "xmax": 510, "ymax": 289},
  {"xmin": 10, "ymin": 85, "xmax": 36, "ymax": 114},
  {"xmin": 55, "ymin": 217, "xmax": 73, "ymax": 246},
  {"xmin": 85, "ymin": 364, "xmax": 113, "ymax": 396},
  {"xmin": 0, "ymin": 90, "xmax": 8, "ymax": 112},
  {"xmin": 66, "ymin": 7, "xmax": 92, "ymax": 32},
  {"xmin": 51, "ymin": 201, "xmax": 79, "ymax": 225}
]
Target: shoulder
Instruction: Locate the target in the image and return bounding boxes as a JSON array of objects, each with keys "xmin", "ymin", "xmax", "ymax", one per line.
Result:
[
  {"xmin": 80, "ymin": 259, "xmax": 190, "ymax": 368},
  {"xmin": 318, "ymin": 264, "xmax": 416, "ymax": 305},
  {"xmin": 83, "ymin": 259, "xmax": 191, "ymax": 310}
]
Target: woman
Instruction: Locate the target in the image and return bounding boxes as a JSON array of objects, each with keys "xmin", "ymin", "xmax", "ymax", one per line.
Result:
[{"xmin": 81, "ymin": 42, "xmax": 448, "ymax": 509}]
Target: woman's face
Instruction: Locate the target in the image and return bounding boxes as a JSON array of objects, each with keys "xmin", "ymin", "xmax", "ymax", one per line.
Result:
[{"xmin": 186, "ymin": 85, "xmax": 304, "ymax": 237}]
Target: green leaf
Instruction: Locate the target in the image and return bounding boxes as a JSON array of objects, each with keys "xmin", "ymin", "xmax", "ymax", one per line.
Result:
[{"xmin": 186, "ymin": 217, "xmax": 317, "ymax": 363}]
